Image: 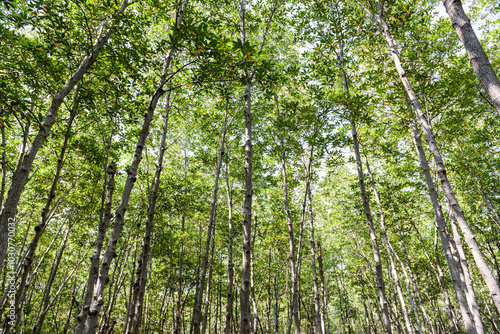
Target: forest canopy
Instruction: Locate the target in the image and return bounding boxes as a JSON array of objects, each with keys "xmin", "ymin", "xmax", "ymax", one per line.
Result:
[{"xmin": 0, "ymin": 0, "xmax": 500, "ymax": 333}]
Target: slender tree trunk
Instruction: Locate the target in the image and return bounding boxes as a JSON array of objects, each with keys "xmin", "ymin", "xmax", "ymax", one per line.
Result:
[
  {"xmin": 173, "ymin": 213, "xmax": 185, "ymax": 334},
  {"xmin": 239, "ymin": 0, "xmax": 253, "ymax": 328},
  {"xmin": 194, "ymin": 100, "xmax": 229, "ymax": 334},
  {"xmin": 404, "ymin": 106, "xmax": 476, "ymax": 333},
  {"xmin": 393, "ymin": 215, "xmax": 435, "ymax": 334},
  {"xmin": 374, "ymin": 0, "xmax": 500, "ymax": 315},
  {"xmin": 251, "ymin": 215, "xmax": 259, "ymax": 334},
  {"xmin": 275, "ymin": 95, "xmax": 300, "ymax": 334},
  {"xmin": 99, "ymin": 231, "xmax": 132, "ymax": 334},
  {"xmin": 358, "ymin": 267, "xmax": 372, "ymax": 334},
  {"xmin": 442, "ymin": 0, "xmax": 500, "ymax": 115},
  {"xmin": 75, "ymin": 161, "xmax": 116, "ymax": 332},
  {"xmin": 0, "ymin": 0, "xmax": 132, "ymax": 273},
  {"xmin": 224, "ymin": 148, "xmax": 234, "ymax": 334},
  {"xmin": 128, "ymin": 91, "xmax": 172, "ymax": 334},
  {"xmin": 201, "ymin": 226, "xmax": 216, "ymax": 334},
  {"xmin": 445, "ymin": 199, "xmax": 484, "ymax": 334},
  {"xmin": 32, "ymin": 222, "xmax": 72, "ymax": 334},
  {"xmin": 305, "ymin": 168, "xmax": 322, "ymax": 334},
  {"xmin": 0, "ymin": 115, "xmax": 6, "ymax": 208},
  {"xmin": 238, "ymin": 2, "xmax": 276, "ymax": 331},
  {"xmin": 335, "ymin": 37, "xmax": 391, "ymax": 333},
  {"xmin": 317, "ymin": 241, "xmax": 328, "ymax": 334},
  {"xmin": 364, "ymin": 157, "xmax": 413, "ymax": 334},
  {"xmin": 274, "ymin": 275, "xmax": 279, "ymax": 334},
  {"xmin": 411, "ymin": 216, "xmax": 460, "ymax": 333}
]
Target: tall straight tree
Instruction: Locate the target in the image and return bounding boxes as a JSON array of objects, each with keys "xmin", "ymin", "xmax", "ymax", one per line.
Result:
[
  {"xmin": 275, "ymin": 95, "xmax": 301, "ymax": 334},
  {"xmin": 128, "ymin": 90, "xmax": 172, "ymax": 334},
  {"xmin": 336, "ymin": 40, "xmax": 392, "ymax": 334},
  {"xmin": 238, "ymin": 1, "xmax": 277, "ymax": 332},
  {"xmin": 193, "ymin": 96, "xmax": 230, "ymax": 334},
  {"xmin": 406, "ymin": 111, "xmax": 478, "ymax": 334}
]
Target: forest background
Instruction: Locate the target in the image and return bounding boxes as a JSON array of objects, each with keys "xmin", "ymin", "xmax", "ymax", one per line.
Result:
[{"xmin": 0, "ymin": 0, "xmax": 500, "ymax": 333}]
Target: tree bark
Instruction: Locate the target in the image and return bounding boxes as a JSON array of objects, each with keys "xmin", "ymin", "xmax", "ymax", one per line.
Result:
[
  {"xmin": 305, "ymin": 165, "xmax": 323, "ymax": 334},
  {"xmin": 410, "ymin": 215, "xmax": 460, "ymax": 333},
  {"xmin": 0, "ymin": 105, "xmax": 78, "ymax": 331},
  {"xmin": 336, "ymin": 39, "xmax": 392, "ymax": 332},
  {"xmin": 445, "ymin": 199, "xmax": 484, "ymax": 334},
  {"xmin": 75, "ymin": 161, "xmax": 116, "ymax": 332},
  {"xmin": 251, "ymin": 215, "xmax": 259, "ymax": 334},
  {"xmin": 443, "ymin": 0, "xmax": 500, "ymax": 115},
  {"xmin": 32, "ymin": 221, "xmax": 72, "ymax": 334}
]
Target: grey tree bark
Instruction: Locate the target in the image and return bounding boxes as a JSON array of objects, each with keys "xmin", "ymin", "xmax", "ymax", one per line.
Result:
[
  {"xmin": 128, "ymin": 91, "xmax": 172, "ymax": 334},
  {"xmin": 0, "ymin": 105, "xmax": 78, "ymax": 332},
  {"xmin": 305, "ymin": 161, "xmax": 323, "ymax": 334},
  {"xmin": 32, "ymin": 221, "xmax": 72, "ymax": 334},
  {"xmin": 445, "ymin": 199, "xmax": 484, "ymax": 334},
  {"xmin": 443, "ymin": 0, "xmax": 500, "ymax": 115},
  {"xmin": 238, "ymin": 2, "xmax": 277, "ymax": 331},
  {"xmin": 239, "ymin": 2, "xmax": 253, "ymax": 332},
  {"xmin": 336, "ymin": 37, "xmax": 392, "ymax": 333},
  {"xmin": 410, "ymin": 216, "xmax": 460, "ymax": 333}
]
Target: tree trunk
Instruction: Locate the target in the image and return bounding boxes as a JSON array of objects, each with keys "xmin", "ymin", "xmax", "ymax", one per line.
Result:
[
  {"xmin": 239, "ymin": 0, "xmax": 253, "ymax": 328},
  {"xmin": 224, "ymin": 147, "xmax": 234, "ymax": 334},
  {"xmin": 410, "ymin": 216, "xmax": 460, "ymax": 333},
  {"xmin": 75, "ymin": 161, "xmax": 116, "ymax": 332},
  {"xmin": 443, "ymin": 0, "xmax": 500, "ymax": 115},
  {"xmin": 374, "ymin": 0, "xmax": 500, "ymax": 315},
  {"xmin": 251, "ymin": 215, "xmax": 259, "ymax": 334},
  {"xmin": 0, "ymin": 106, "xmax": 77, "ymax": 330},
  {"xmin": 201, "ymin": 226, "xmax": 216, "ymax": 334},
  {"xmin": 32, "ymin": 221, "xmax": 72, "ymax": 334},
  {"xmin": 194, "ymin": 99, "xmax": 229, "ymax": 334},
  {"xmin": 173, "ymin": 213, "xmax": 186, "ymax": 334},
  {"xmin": 317, "ymin": 241, "xmax": 329, "ymax": 334},
  {"xmin": 128, "ymin": 90, "xmax": 172, "ymax": 334},
  {"xmin": 275, "ymin": 95, "xmax": 301, "ymax": 334},
  {"xmin": 393, "ymin": 215, "xmax": 435, "ymax": 334},
  {"xmin": 364, "ymin": 157, "xmax": 413, "ymax": 334},
  {"xmin": 305, "ymin": 167, "xmax": 322, "ymax": 334},
  {"xmin": 405, "ymin": 107, "xmax": 476, "ymax": 333},
  {"xmin": 445, "ymin": 199, "xmax": 484, "ymax": 334}
]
